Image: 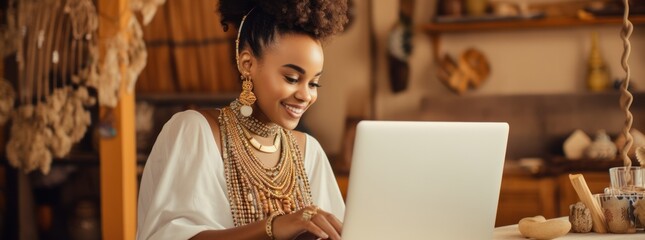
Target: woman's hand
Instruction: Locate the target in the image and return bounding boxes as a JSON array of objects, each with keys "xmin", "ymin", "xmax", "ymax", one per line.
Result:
[{"xmin": 272, "ymin": 206, "xmax": 343, "ymax": 240}]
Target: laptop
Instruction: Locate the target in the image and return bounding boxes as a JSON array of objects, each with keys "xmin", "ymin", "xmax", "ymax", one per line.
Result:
[{"xmin": 341, "ymin": 121, "xmax": 509, "ymax": 239}]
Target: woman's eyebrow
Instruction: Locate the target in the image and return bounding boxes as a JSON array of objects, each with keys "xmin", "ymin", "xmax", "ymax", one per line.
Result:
[{"xmin": 282, "ymin": 64, "xmax": 323, "ymax": 76}]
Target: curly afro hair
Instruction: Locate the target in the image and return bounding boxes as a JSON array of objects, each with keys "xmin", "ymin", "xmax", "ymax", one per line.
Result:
[{"xmin": 218, "ymin": 0, "xmax": 349, "ymax": 58}]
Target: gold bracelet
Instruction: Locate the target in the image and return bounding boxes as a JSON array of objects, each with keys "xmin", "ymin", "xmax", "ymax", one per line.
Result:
[{"xmin": 265, "ymin": 210, "xmax": 285, "ymax": 240}]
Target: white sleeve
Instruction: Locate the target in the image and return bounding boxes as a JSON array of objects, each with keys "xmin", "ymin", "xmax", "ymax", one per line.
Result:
[
  {"xmin": 136, "ymin": 110, "xmax": 234, "ymax": 240},
  {"xmin": 303, "ymin": 135, "xmax": 346, "ymax": 221}
]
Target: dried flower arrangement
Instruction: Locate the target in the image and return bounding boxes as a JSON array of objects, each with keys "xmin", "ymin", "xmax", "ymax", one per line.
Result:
[{"xmin": 1, "ymin": 0, "xmax": 164, "ymax": 174}]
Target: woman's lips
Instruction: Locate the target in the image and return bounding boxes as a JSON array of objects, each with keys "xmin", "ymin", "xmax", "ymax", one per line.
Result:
[{"xmin": 282, "ymin": 103, "xmax": 306, "ymax": 118}]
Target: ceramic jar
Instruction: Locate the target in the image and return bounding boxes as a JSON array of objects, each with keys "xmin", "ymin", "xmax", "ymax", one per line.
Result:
[
  {"xmin": 586, "ymin": 130, "xmax": 617, "ymax": 160},
  {"xmin": 441, "ymin": 0, "xmax": 463, "ymax": 16},
  {"xmin": 586, "ymin": 32, "xmax": 610, "ymax": 92},
  {"xmin": 465, "ymin": 0, "xmax": 487, "ymax": 16}
]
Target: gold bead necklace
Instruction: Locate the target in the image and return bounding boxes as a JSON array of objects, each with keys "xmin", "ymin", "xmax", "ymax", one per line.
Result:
[
  {"xmin": 218, "ymin": 106, "xmax": 313, "ymax": 226},
  {"xmin": 241, "ymin": 126, "xmax": 281, "ymax": 153},
  {"xmin": 231, "ymin": 100, "xmax": 280, "ymax": 137}
]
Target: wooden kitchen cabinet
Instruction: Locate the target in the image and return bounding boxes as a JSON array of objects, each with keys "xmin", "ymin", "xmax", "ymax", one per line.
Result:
[
  {"xmin": 495, "ymin": 169, "xmax": 611, "ymax": 227},
  {"xmin": 557, "ymin": 171, "xmax": 610, "ymax": 217},
  {"xmin": 496, "ymin": 172, "xmax": 557, "ymax": 227}
]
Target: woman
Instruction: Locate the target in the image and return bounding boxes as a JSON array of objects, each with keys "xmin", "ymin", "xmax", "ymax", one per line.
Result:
[{"xmin": 136, "ymin": 0, "xmax": 349, "ymax": 239}]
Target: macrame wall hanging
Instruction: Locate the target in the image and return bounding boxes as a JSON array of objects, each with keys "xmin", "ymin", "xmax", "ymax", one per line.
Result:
[{"xmin": 0, "ymin": 0, "xmax": 164, "ymax": 174}]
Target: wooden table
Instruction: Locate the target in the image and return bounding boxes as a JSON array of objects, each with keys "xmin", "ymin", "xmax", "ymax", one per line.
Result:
[{"xmin": 494, "ymin": 223, "xmax": 644, "ymax": 239}]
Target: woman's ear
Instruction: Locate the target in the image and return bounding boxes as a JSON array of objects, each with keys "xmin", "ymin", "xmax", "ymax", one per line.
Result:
[{"xmin": 238, "ymin": 49, "xmax": 254, "ymax": 77}]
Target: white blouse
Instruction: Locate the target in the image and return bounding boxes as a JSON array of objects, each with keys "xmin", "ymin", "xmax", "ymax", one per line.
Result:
[{"xmin": 136, "ymin": 110, "xmax": 345, "ymax": 240}]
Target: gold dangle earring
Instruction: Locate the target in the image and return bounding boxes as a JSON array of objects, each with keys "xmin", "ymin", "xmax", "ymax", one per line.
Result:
[{"xmin": 239, "ymin": 74, "xmax": 256, "ymax": 117}]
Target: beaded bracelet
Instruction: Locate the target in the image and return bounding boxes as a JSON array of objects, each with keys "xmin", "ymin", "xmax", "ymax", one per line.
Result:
[{"xmin": 265, "ymin": 210, "xmax": 285, "ymax": 240}]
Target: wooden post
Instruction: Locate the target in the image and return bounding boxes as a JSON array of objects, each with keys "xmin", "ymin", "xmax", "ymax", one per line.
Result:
[{"xmin": 98, "ymin": 0, "xmax": 137, "ymax": 239}]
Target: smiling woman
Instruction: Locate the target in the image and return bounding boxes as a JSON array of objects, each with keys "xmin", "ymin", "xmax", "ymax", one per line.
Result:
[
  {"xmin": 136, "ymin": 1, "xmax": 349, "ymax": 240},
  {"xmin": 247, "ymin": 34, "xmax": 325, "ymax": 129}
]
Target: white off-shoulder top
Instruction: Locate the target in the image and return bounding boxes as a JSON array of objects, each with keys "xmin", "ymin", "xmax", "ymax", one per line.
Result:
[{"xmin": 136, "ymin": 110, "xmax": 345, "ymax": 240}]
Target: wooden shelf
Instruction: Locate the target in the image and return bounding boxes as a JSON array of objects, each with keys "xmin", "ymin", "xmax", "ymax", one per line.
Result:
[
  {"xmin": 421, "ymin": 15, "xmax": 645, "ymax": 33},
  {"xmin": 136, "ymin": 92, "xmax": 237, "ymax": 106},
  {"xmin": 1, "ymin": 152, "xmax": 148, "ymax": 167},
  {"xmin": 544, "ymin": 156, "xmax": 630, "ymax": 176}
]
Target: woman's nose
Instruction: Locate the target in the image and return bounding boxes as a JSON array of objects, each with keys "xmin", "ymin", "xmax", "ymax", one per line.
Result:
[{"xmin": 295, "ymin": 84, "xmax": 313, "ymax": 102}]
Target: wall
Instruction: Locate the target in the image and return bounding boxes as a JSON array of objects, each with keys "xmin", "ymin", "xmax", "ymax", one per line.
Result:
[
  {"xmin": 420, "ymin": 92, "xmax": 645, "ymax": 159},
  {"xmin": 306, "ymin": 0, "xmax": 436, "ymax": 154},
  {"xmin": 305, "ymin": 0, "xmax": 372, "ymax": 154},
  {"xmin": 373, "ymin": 1, "xmax": 436, "ymax": 119},
  {"xmin": 305, "ymin": 0, "xmax": 645, "ymax": 156}
]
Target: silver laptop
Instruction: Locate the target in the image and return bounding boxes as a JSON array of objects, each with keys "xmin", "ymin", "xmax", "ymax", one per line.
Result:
[{"xmin": 341, "ymin": 121, "xmax": 509, "ymax": 239}]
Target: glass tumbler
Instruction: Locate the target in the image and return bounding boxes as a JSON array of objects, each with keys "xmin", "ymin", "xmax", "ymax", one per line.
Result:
[{"xmin": 609, "ymin": 167, "xmax": 645, "ymax": 192}]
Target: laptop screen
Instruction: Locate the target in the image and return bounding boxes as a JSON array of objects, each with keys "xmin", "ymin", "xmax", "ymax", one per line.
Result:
[{"xmin": 341, "ymin": 121, "xmax": 509, "ymax": 239}]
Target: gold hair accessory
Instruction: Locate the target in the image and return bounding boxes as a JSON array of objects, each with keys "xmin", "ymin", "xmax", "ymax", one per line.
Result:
[
  {"xmin": 238, "ymin": 75, "xmax": 256, "ymax": 117},
  {"xmin": 236, "ymin": 8, "xmax": 256, "ymax": 117},
  {"xmin": 301, "ymin": 206, "xmax": 318, "ymax": 222},
  {"xmin": 235, "ymin": 8, "xmax": 255, "ymax": 72},
  {"xmin": 265, "ymin": 210, "xmax": 285, "ymax": 240}
]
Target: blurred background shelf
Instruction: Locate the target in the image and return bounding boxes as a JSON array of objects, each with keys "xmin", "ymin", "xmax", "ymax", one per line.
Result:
[
  {"xmin": 421, "ymin": 15, "xmax": 645, "ymax": 33},
  {"xmin": 136, "ymin": 92, "xmax": 237, "ymax": 106}
]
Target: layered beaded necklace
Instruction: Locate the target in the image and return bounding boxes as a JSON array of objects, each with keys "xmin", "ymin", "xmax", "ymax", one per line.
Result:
[
  {"xmin": 230, "ymin": 100, "xmax": 280, "ymax": 137},
  {"xmin": 219, "ymin": 101, "xmax": 313, "ymax": 226},
  {"xmin": 231, "ymin": 100, "xmax": 281, "ymax": 153}
]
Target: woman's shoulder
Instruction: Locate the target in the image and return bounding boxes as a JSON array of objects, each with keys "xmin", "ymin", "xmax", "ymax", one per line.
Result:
[
  {"xmin": 165, "ymin": 109, "xmax": 222, "ymax": 130},
  {"xmin": 290, "ymin": 130, "xmax": 307, "ymax": 145},
  {"xmin": 158, "ymin": 110, "xmax": 214, "ymax": 138},
  {"xmin": 290, "ymin": 130, "xmax": 324, "ymax": 153},
  {"xmin": 167, "ymin": 109, "xmax": 208, "ymax": 125},
  {"xmin": 290, "ymin": 130, "xmax": 309, "ymax": 148}
]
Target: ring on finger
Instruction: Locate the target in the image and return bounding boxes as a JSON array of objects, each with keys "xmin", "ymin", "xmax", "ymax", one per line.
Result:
[
  {"xmin": 301, "ymin": 207, "xmax": 318, "ymax": 221},
  {"xmin": 302, "ymin": 209, "xmax": 316, "ymax": 221}
]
